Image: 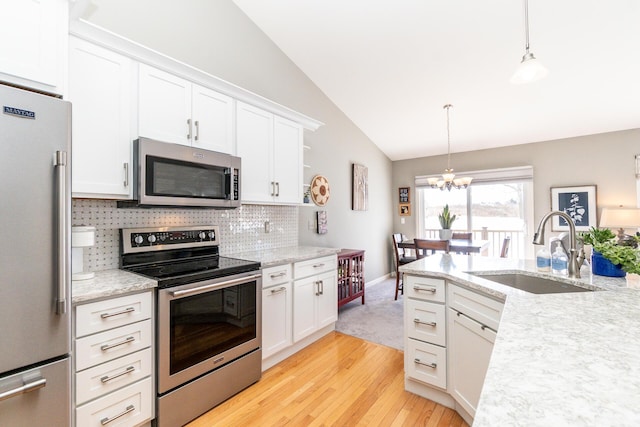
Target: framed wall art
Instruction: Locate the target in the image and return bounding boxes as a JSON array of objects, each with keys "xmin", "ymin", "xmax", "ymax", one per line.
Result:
[
  {"xmin": 352, "ymin": 163, "xmax": 368, "ymax": 211},
  {"xmin": 550, "ymin": 185, "xmax": 597, "ymax": 231},
  {"xmin": 399, "ymin": 187, "xmax": 410, "ymax": 203},
  {"xmin": 317, "ymin": 210, "xmax": 328, "ymax": 234},
  {"xmin": 399, "ymin": 203, "xmax": 411, "ymax": 216}
]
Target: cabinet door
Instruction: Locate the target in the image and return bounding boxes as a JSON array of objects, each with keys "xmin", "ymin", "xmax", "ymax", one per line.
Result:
[
  {"xmin": 292, "ymin": 276, "xmax": 316, "ymax": 342},
  {"xmin": 316, "ymin": 270, "xmax": 338, "ymax": 329},
  {"xmin": 138, "ymin": 64, "xmax": 192, "ymax": 146},
  {"xmin": 447, "ymin": 307, "xmax": 496, "ymax": 417},
  {"xmin": 192, "ymin": 84, "xmax": 234, "ymax": 154},
  {"xmin": 262, "ymin": 283, "xmax": 292, "ymax": 358},
  {"xmin": 236, "ymin": 102, "xmax": 273, "ymax": 203},
  {"xmin": 272, "ymin": 116, "xmax": 303, "ymax": 203},
  {"xmin": 69, "ymin": 37, "xmax": 133, "ymax": 198},
  {"xmin": 0, "ymin": 0, "xmax": 67, "ymax": 93}
]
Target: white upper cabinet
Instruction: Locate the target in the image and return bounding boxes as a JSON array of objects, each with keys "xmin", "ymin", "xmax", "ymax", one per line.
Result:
[
  {"xmin": 0, "ymin": 0, "xmax": 68, "ymax": 95},
  {"xmin": 138, "ymin": 64, "xmax": 234, "ymax": 154},
  {"xmin": 273, "ymin": 116, "xmax": 304, "ymax": 203},
  {"xmin": 68, "ymin": 36, "xmax": 133, "ymax": 199},
  {"xmin": 237, "ymin": 101, "xmax": 303, "ymax": 205}
]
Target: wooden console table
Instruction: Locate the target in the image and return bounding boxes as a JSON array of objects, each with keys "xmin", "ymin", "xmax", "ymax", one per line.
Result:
[{"xmin": 337, "ymin": 249, "xmax": 365, "ymax": 307}]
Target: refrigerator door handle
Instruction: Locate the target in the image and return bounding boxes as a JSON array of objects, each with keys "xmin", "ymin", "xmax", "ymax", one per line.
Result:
[
  {"xmin": 0, "ymin": 378, "xmax": 47, "ymax": 402},
  {"xmin": 55, "ymin": 151, "xmax": 68, "ymax": 315}
]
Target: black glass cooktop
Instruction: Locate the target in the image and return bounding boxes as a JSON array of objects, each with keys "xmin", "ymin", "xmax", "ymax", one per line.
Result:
[{"xmin": 125, "ymin": 255, "xmax": 260, "ymax": 289}]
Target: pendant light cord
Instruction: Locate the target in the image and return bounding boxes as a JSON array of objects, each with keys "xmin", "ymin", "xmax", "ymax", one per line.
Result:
[
  {"xmin": 444, "ymin": 104, "xmax": 452, "ymax": 170},
  {"xmin": 524, "ymin": 0, "xmax": 530, "ymax": 54}
]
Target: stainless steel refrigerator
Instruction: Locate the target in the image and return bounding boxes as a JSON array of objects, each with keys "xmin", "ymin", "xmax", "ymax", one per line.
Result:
[{"xmin": 0, "ymin": 84, "xmax": 71, "ymax": 425}]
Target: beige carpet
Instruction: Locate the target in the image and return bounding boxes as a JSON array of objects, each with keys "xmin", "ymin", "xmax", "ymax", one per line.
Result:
[{"xmin": 335, "ymin": 278, "xmax": 404, "ymax": 350}]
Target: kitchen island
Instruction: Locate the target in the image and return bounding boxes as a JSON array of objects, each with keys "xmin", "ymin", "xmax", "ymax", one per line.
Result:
[{"xmin": 400, "ymin": 254, "xmax": 640, "ymax": 426}]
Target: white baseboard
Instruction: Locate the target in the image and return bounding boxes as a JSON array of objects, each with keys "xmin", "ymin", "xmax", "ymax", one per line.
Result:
[{"xmin": 365, "ymin": 273, "xmax": 391, "ymax": 288}]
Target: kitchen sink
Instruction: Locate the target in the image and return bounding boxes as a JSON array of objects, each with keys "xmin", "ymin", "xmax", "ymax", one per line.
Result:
[{"xmin": 470, "ymin": 273, "xmax": 594, "ymax": 294}]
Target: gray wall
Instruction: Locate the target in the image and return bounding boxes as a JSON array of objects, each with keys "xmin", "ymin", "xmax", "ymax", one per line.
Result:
[
  {"xmin": 84, "ymin": 0, "xmax": 394, "ymax": 282},
  {"xmin": 392, "ymin": 129, "xmax": 640, "ymax": 245}
]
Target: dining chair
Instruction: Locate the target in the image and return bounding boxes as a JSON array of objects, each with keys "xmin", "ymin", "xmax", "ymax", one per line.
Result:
[
  {"xmin": 452, "ymin": 232, "xmax": 472, "ymax": 240},
  {"xmin": 500, "ymin": 236, "xmax": 511, "ymax": 258},
  {"xmin": 414, "ymin": 238, "xmax": 450, "ymax": 259},
  {"xmin": 392, "ymin": 234, "xmax": 416, "ymax": 300}
]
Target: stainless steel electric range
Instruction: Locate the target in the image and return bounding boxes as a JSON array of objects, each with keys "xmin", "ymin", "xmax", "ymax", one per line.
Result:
[{"xmin": 120, "ymin": 225, "xmax": 262, "ymax": 427}]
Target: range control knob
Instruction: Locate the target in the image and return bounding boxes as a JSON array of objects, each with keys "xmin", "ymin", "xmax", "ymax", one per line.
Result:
[
  {"xmin": 134, "ymin": 235, "xmax": 144, "ymax": 245},
  {"xmin": 198, "ymin": 232, "xmax": 206, "ymax": 240},
  {"xmin": 208, "ymin": 231, "xmax": 216, "ymax": 240},
  {"xmin": 148, "ymin": 234, "xmax": 157, "ymax": 243}
]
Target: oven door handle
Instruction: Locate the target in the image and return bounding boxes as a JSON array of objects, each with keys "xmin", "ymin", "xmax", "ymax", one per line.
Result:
[{"xmin": 170, "ymin": 273, "xmax": 262, "ymax": 298}]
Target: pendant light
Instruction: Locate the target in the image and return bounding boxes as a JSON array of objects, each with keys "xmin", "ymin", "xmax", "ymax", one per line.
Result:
[
  {"xmin": 426, "ymin": 104, "xmax": 472, "ymax": 191},
  {"xmin": 510, "ymin": 0, "xmax": 548, "ymax": 84}
]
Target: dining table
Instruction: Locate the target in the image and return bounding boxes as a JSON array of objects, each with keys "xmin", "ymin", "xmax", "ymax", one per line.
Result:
[{"xmin": 398, "ymin": 238, "xmax": 490, "ymax": 256}]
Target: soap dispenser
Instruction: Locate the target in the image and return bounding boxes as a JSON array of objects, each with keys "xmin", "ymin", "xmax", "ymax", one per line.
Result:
[
  {"xmin": 536, "ymin": 246, "xmax": 551, "ymax": 272},
  {"xmin": 551, "ymin": 241, "xmax": 568, "ymax": 275}
]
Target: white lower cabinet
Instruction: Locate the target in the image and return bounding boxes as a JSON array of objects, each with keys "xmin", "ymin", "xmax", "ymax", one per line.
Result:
[
  {"xmin": 261, "ymin": 264, "xmax": 293, "ymax": 359},
  {"xmin": 404, "ymin": 276, "xmax": 503, "ymax": 425},
  {"xmin": 447, "ymin": 307, "xmax": 497, "ymax": 417},
  {"xmin": 261, "ymin": 255, "xmax": 338, "ymax": 370},
  {"xmin": 74, "ymin": 291, "xmax": 154, "ymax": 427},
  {"xmin": 293, "ymin": 257, "xmax": 337, "ymax": 342}
]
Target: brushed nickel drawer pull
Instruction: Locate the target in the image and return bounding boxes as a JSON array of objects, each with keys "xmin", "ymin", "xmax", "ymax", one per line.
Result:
[
  {"xmin": 413, "ymin": 318, "xmax": 437, "ymax": 327},
  {"xmin": 414, "ymin": 358, "xmax": 437, "ymax": 369},
  {"xmin": 413, "ymin": 285, "xmax": 437, "ymax": 293},
  {"xmin": 270, "ymin": 286, "xmax": 287, "ymax": 294},
  {"xmin": 269, "ymin": 272, "xmax": 287, "ymax": 279},
  {"xmin": 100, "ymin": 404, "xmax": 135, "ymax": 425},
  {"xmin": 101, "ymin": 336, "xmax": 135, "ymax": 352},
  {"xmin": 101, "ymin": 307, "xmax": 135, "ymax": 319},
  {"xmin": 312, "ymin": 263, "xmax": 325, "ymax": 268},
  {"xmin": 100, "ymin": 366, "xmax": 135, "ymax": 383}
]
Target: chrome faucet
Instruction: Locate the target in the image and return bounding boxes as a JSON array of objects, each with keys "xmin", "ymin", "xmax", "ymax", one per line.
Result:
[{"xmin": 532, "ymin": 211, "xmax": 585, "ymax": 278}]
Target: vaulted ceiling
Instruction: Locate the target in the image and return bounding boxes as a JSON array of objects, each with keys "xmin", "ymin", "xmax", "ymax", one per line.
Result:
[{"xmin": 233, "ymin": 0, "xmax": 640, "ymax": 160}]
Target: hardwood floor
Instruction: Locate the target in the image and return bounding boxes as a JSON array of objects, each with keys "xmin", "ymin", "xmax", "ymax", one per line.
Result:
[{"xmin": 187, "ymin": 332, "xmax": 468, "ymax": 427}]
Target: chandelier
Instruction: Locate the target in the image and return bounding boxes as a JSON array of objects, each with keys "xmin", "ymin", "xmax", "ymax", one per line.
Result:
[{"xmin": 427, "ymin": 104, "xmax": 473, "ymax": 191}]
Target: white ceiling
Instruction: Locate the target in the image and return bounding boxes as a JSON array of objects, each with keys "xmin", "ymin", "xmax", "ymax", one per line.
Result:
[{"xmin": 233, "ymin": 0, "xmax": 640, "ymax": 161}]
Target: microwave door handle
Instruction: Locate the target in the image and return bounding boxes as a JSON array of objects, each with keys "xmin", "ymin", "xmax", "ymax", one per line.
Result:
[{"xmin": 225, "ymin": 168, "xmax": 232, "ymax": 200}]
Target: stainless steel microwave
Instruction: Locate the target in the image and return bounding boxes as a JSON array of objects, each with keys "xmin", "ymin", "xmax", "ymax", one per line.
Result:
[{"xmin": 119, "ymin": 137, "xmax": 241, "ymax": 208}]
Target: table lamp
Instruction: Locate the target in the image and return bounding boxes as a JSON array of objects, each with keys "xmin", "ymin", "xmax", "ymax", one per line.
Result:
[
  {"xmin": 72, "ymin": 226, "xmax": 96, "ymax": 281},
  {"xmin": 599, "ymin": 208, "xmax": 640, "ymax": 239}
]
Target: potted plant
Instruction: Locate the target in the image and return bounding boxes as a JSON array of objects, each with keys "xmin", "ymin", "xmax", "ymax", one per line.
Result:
[
  {"xmin": 303, "ymin": 189, "xmax": 311, "ymax": 204},
  {"xmin": 438, "ymin": 204, "xmax": 457, "ymax": 240},
  {"xmin": 581, "ymin": 227, "xmax": 640, "ymax": 278}
]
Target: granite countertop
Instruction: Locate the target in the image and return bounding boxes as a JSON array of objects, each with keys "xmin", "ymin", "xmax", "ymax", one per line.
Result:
[
  {"xmin": 71, "ymin": 246, "xmax": 339, "ymax": 304},
  {"xmin": 400, "ymin": 254, "xmax": 640, "ymax": 426},
  {"xmin": 72, "ymin": 269, "xmax": 157, "ymax": 304},
  {"xmin": 230, "ymin": 245, "xmax": 341, "ymax": 267}
]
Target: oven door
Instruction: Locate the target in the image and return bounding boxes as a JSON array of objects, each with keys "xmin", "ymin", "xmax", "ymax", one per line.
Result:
[{"xmin": 157, "ymin": 271, "xmax": 261, "ymax": 394}]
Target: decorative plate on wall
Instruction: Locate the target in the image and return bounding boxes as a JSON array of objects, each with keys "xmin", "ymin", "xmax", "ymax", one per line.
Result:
[{"xmin": 310, "ymin": 175, "xmax": 330, "ymax": 206}]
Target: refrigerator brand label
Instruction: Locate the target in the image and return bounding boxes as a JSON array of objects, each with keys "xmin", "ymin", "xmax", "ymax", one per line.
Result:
[{"xmin": 3, "ymin": 106, "xmax": 35, "ymax": 119}]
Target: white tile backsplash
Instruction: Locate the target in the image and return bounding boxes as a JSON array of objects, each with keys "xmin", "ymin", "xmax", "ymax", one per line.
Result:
[{"xmin": 72, "ymin": 199, "xmax": 298, "ymax": 272}]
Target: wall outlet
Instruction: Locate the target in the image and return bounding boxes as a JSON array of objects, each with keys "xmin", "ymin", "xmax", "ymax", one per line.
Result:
[
  {"xmin": 400, "ymin": 218, "xmax": 405, "ymax": 224},
  {"xmin": 264, "ymin": 220, "xmax": 270, "ymax": 233},
  {"xmin": 308, "ymin": 219, "xmax": 315, "ymax": 230}
]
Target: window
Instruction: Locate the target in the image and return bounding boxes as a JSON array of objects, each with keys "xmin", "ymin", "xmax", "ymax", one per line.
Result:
[{"xmin": 415, "ymin": 166, "xmax": 534, "ymax": 259}]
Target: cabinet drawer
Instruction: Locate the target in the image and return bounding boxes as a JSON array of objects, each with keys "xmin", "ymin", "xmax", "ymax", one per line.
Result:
[
  {"xmin": 76, "ymin": 292, "xmax": 152, "ymax": 338},
  {"xmin": 447, "ymin": 284, "xmax": 503, "ymax": 331},
  {"xmin": 76, "ymin": 348, "xmax": 152, "ymax": 405},
  {"xmin": 294, "ymin": 255, "xmax": 336, "ymax": 279},
  {"xmin": 262, "ymin": 264, "xmax": 292, "ymax": 288},
  {"xmin": 406, "ymin": 339, "xmax": 447, "ymax": 389},
  {"xmin": 405, "ymin": 276, "xmax": 445, "ymax": 303},
  {"xmin": 405, "ymin": 299, "xmax": 446, "ymax": 346},
  {"xmin": 76, "ymin": 378, "xmax": 152, "ymax": 427},
  {"xmin": 76, "ymin": 320, "xmax": 152, "ymax": 371}
]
